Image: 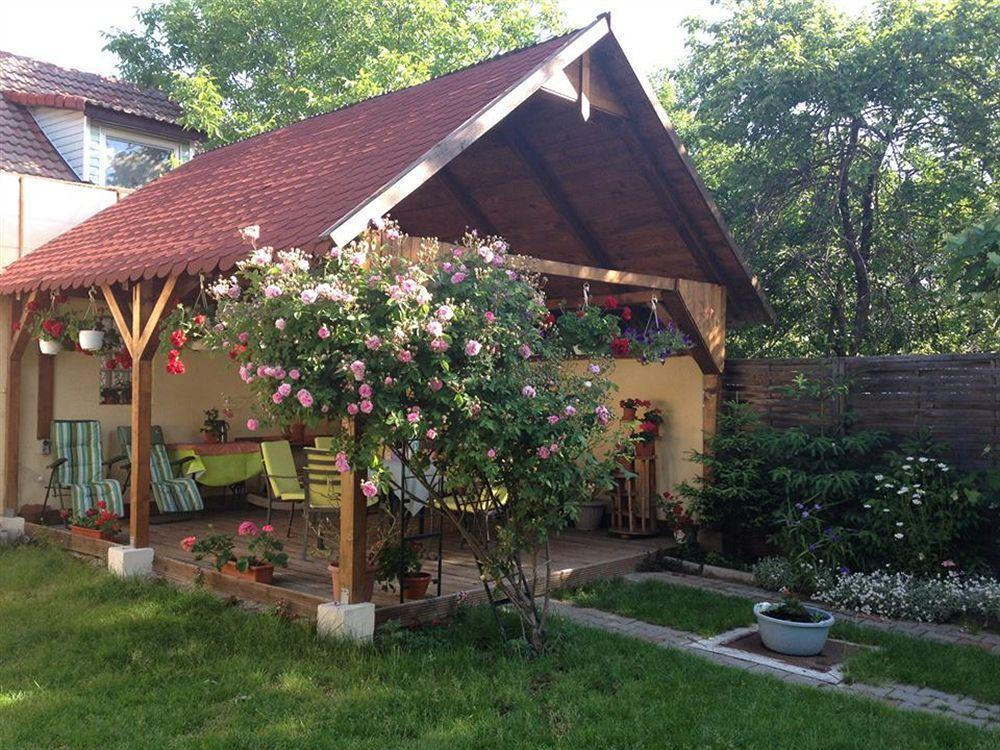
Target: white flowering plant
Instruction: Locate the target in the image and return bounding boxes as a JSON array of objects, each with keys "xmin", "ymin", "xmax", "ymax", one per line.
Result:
[
  {"xmin": 202, "ymin": 220, "xmax": 626, "ymax": 650},
  {"xmin": 857, "ymin": 451, "xmax": 986, "ymax": 575}
]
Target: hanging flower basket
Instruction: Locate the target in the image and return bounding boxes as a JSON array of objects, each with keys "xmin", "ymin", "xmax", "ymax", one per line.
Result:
[
  {"xmin": 38, "ymin": 339, "xmax": 62, "ymax": 355},
  {"xmin": 78, "ymin": 329, "xmax": 105, "ymax": 351}
]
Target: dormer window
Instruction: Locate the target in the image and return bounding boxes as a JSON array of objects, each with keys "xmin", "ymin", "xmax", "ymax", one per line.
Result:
[{"xmin": 96, "ymin": 125, "xmax": 180, "ymax": 188}]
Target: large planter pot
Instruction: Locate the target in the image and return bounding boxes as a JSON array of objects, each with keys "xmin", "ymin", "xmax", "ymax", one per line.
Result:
[
  {"xmin": 78, "ymin": 330, "xmax": 105, "ymax": 351},
  {"xmin": 754, "ymin": 602, "xmax": 834, "ymax": 656},
  {"xmin": 38, "ymin": 339, "xmax": 62, "ymax": 356},
  {"xmin": 635, "ymin": 441, "xmax": 655, "ymax": 459},
  {"xmin": 575, "ymin": 500, "xmax": 606, "ymax": 531},
  {"xmin": 222, "ymin": 560, "xmax": 275, "ymax": 584},
  {"xmin": 70, "ymin": 525, "xmax": 115, "ymax": 542},
  {"xmin": 401, "ymin": 572, "xmax": 433, "ymax": 600},
  {"xmin": 329, "ymin": 563, "xmax": 377, "ymax": 601}
]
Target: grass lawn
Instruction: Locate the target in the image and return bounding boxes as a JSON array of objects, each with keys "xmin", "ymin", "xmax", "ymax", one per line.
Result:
[
  {"xmin": 1, "ymin": 545, "xmax": 995, "ymax": 749},
  {"xmin": 556, "ymin": 577, "xmax": 754, "ymax": 636},
  {"xmin": 559, "ymin": 576, "xmax": 1000, "ymax": 706}
]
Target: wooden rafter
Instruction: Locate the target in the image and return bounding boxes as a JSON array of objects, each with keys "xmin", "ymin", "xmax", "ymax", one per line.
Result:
[
  {"xmin": 501, "ymin": 127, "xmax": 616, "ymax": 269},
  {"xmin": 437, "ymin": 166, "xmax": 500, "ymax": 236}
]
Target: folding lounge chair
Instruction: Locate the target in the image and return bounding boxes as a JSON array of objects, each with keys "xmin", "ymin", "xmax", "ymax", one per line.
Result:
[
  {"xmin": 117, "ymin": 426, "xmax": 204, "ymax": 514},
  {"xmin": 260, "ymin": 440, "xmax": 305, "ymax": 536},
  {"xmin": 43, "ymin": 420, "xmax": 124, "ymax": 516}
]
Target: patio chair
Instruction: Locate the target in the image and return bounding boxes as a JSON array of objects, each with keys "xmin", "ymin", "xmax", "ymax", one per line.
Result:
[
  {"xmin": 43, "ymin": 420, "xmax": 124, "ymax": 516},
  {"xmin": 260, "ymin": 440, "xmax": 304, "ymax": 536},
  {"xmin": 116, "ymin": 426, "xmax": 204, "ymax": 515}
]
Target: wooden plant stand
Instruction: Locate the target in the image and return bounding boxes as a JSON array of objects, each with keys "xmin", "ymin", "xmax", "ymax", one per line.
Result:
[{"xmin": 610, "ymin": 455, "xmax": 659, "ymax": 537}]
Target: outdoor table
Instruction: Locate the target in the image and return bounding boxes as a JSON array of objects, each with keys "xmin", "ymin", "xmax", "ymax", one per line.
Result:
[{"xmin": 167, "ymin": 441, "xmax": 263, "ymax": 487}]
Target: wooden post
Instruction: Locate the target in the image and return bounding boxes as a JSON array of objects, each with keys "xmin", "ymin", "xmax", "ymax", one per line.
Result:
[
  {"xmin": 35, "ymin": 354, "xmax": 54, "ymax": 440},
  {"xmin": 338, "ymin": 417, "xmax": 369, "ymax": 603},
  {"xmin": 703, "ymin": 373, "xmax": 722, "ymax": 453},
  {"xmin": 3, "ymin": 292, "xmax": 38, "ymax": 513},
  {"xmin": 102, "ymin": 277, "xmax": 176, "ymax": 547}
]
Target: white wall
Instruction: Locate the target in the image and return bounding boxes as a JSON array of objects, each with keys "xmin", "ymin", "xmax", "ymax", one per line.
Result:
[{"xmin": 29, "ymin": 107, "xmax": 87, "ymax": 179}]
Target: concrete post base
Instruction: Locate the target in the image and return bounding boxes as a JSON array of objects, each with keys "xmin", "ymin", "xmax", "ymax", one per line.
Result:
[
  {"xmin": 317, "ymin": 601, "xmax": 375, "ymax": 642},
  {"xmin": 0, "ymin": 516, "xmax": 25, "ymax": 542},
  {"xmin": 107, "ymin": 545, "xmax": 154, "ymax": 579}
]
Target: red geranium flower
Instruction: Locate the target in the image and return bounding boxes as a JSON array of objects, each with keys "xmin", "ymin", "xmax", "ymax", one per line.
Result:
[
  {"xmin": 192, "ymin": 314, "xmax": 207, "ymax": 326},
  {"xmin": 610, "ymin": 337, "xmax": 631, "ymax": 356},
  {"xmin": 170, "ymin": 329, "xmax": 187, "ymax": 348},
  {"xmin": 622, "ymin": 306, "xmax": 632, "ymax": 322},
  {"xmin": 602, "ymin": 295, "xmax": 618, "ymax": 310}
]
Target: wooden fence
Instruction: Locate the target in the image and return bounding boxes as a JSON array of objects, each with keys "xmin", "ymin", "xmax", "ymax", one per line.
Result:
[{"xmin": 722, "ymin": 354, "xmax": 999, "ymax": 471}]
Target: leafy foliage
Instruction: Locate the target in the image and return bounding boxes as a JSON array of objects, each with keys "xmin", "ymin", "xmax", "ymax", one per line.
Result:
[
  {"xmin": 105, "ymin": 0, "xmax": 564, "ymax": 145},
  {"xmin": 661, "ymin": 0, "xmax": 1000, "ymax": 356}
]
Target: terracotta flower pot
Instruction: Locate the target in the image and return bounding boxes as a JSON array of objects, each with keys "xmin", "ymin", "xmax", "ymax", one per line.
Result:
[
  {"xmin": 202, "ymin": 431, "xmax": 220, "ymax": 444},
  {"xmin": 616, "ymin": 457, "xmax": 635, "ymax": 472},
  {"xmin": 621, "ymin": 407, "xmax": 637, "ymax": 421},
  {"xmin": 402, "ymin": 572, "xmax": 433, "ymax": 600},
  {"xmin": 70, "ymin": 525, "xmax": 114, "ymax": 541},
  {"xmin": 635, "ymin": 441, "xmax": 655, "ymax": 459},
  {"xmin": 329, "ymin": 563, "xmax": 377, "ymax": 601},
  {"xmin": 222, "ymin": 560, "xmax": 274, "ymax": 584}
]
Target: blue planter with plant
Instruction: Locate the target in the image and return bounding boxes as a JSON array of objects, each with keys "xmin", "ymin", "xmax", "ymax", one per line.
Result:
[{"xmin": 754, "ymin": 596, "xmax": 834, "ymax": 656}]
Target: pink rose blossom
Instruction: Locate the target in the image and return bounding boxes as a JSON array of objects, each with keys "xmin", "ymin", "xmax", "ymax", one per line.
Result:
[
  {"xmin": 425, "ymin": 428, "xmax": 438, "ymax": 440},
  {"xmin": 317, "ymin": 324, "xmax": 330, "ymax": 339},
  {"xmin": 487, "ymin": 448, "xmax": 496, "ymax": 459},
  {"xmin": 537, "ymin": 446, "xmax": 550, "ymax": 459},
  {"xmin": 275, "ymin": 318, "xmax": 286, "ymax": 330},
  {"xmin": 246, "ymin": 418, "xmax": 259, "ymax": 431},
  {"xmin": 522, "ymin": 385, "xmax": 536, "ymax": 398},
  {"xmin": 384, "ymin": 376, "xmax": 395, "ymax": 386},
  {"xmin": 365, "ymin": 335, "xmax": 382, "ymax": 350},
  {"xmin": 272, "ymin": 392, "xmax": 284, "ymax": 404},
  {"xmin": 426, "ymin": 320, "xmax": 443, "ymax": 337},
  {"xmin": 595, "ymin": 405, "xmax": 611, "ymax": 425},
  {"xmin": 398, "ymin": 350, "xmax": 413, "ymax": 363},
  {"xmin": 350, "ymin": 360, "xmax": 366, "ymax": 380},
  {"xmin": 264, "ymin": 284, "xmax": 282, "ymax": 299},
  {"xmin": 361, "ymin": 480, "xmax": 378, "ymax": 498},
  {"xmin": 564, "ymin": 405, "xmax": 577, "ymax": 416},
  {"xmin": 451, "ymin": 272, "xmax": 467, "ymax": 284},
  {"xmin": 300, "ymin": 289, "xmax": 318, "ymax": 304},
  {"xmin": 334, "ymin": 452, "xmax": 351, "ymax": 472},
  {"xmin": 358, "ymin": 383, "xmax": 373, "ymax": 398},
  {"xmin": 428, "ymin": 378, "xmax": 443, "ymax": 392},
  {"xmin": 549, "ymin": 443, "xmax": 559, "ymax": 453},
  {"xmin": 360, "ymin": 399, "xmax": 373, "ymax": 414},
  {"xmin": 547, "ymin": 415, "xmax": 560, "ymax": 425},
  {"xmin": 436, "ymin": 305, "xmax": 454, "ymax": 321},
  {"xmin": 406, "ymin": 408, "xmax": 421, "ymax": 424},
  {"xmin": 431, "ymin": 338, "xmax": 449, "ymax": 352},
  {"xmin": 465, "ymin": 340, "xmax": 482, "ymax": 356},
  {"xmin": 238, "ymin": 521, "xmax": 259, "ymax": 536},
  {"xmin": 289, "ymin": 369, "xmax": 300, "ymax": 380},
  {"xmin": 296, "ymin": 389, "xmax": 313, "ymax": 408},
  {"xmin": 518, "ymin": 344, "xmax": 532, "ymax": 359},
  {"xmin": 277, "ymin": 383, "xmax": 292, "ymax": 397},
  {"xmin": 347, "ymin": 403, "xmax": 359, "ymax": 415},
  {"xmin": 484, "ymin": 311, "xmax": 496, "ymax": 323}
]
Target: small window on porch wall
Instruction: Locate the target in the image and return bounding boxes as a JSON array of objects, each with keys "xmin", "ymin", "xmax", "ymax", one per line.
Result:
[{"xmin": 99, "ymin": 354, "xmax": 132, "ymax": 405}]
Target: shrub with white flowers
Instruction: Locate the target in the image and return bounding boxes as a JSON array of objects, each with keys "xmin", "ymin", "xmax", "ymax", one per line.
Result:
[{"xmin": 816, "ymin": 569, "xmax": 1000, "ymax": 624}]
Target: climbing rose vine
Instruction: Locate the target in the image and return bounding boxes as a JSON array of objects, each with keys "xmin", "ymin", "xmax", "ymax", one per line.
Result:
[{"xmin": 206, "ymin": 221, "xmax": 624, "ymax": 650}]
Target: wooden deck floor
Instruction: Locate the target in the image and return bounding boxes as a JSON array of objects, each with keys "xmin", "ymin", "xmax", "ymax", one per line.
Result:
[{"xmin": 146, "ymin": 506, "xmax": 670, "ymax": 608}]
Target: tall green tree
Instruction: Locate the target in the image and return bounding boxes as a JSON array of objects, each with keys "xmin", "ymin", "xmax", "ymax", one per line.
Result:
[
  {"xmin": 660, "ymin": 0, "xmax": 999, "ymax": 356},
  {"xmin": 106, "ymin": 0, "xmax": 564, "ymax": 145}
]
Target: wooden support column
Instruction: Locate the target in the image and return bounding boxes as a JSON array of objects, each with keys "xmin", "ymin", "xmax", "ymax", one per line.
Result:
[
  {"xmin": 338, "ymin": 417, "xmax": 369, "ymax": 603},
  {"xmin": 3, "ymin": 292, "xmax": 38, "ymax": 512},
  {"xmin": 35, "ymin": 354, "xmax": 54, "ymax": 440},
  {"xmin": 102, "ymin": 277, "xmax": 176, "ymax": 547},
  {"xmin": 702, "ymin": 373, "xmax": 722, "ymax": 454}
]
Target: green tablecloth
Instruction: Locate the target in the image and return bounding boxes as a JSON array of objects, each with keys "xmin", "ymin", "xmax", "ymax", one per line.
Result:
[{"xmin": 169, "ymin": 448, "xmax": 263, "ymax": 487}]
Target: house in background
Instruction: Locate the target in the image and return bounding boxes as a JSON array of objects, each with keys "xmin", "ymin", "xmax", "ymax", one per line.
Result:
[{"xmin": 0, "ymin": 51, "xmax": 201, "ymax": 267}]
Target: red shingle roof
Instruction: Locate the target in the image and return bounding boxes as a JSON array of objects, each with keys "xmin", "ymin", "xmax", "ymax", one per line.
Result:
[
  {"xmin": 0, "ymin": 92, "xmax": 77, "ymax": 180},
  {"xmin": 0, "ymin": 50, "xmax": 182, "ymax": 123},
  {"xmin": 0, "ymin": 31, "xmax": 577, "ymax": 293}
]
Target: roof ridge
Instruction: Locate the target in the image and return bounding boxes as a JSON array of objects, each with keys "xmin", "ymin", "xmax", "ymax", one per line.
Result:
[{"xmin": 194, "ymin": 25, "xmax": 582, "ymax": 156}]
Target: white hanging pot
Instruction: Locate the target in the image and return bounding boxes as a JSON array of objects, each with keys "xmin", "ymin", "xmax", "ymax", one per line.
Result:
[
  {"xmin": 78, "ymin": 329, "xmax": 105, "ymax": 351},
  {"xmin": 39, "ymin": 339, "xmax": 62, "ymax": 355}
]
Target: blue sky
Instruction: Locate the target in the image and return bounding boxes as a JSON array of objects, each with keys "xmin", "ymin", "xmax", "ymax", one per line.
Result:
[{"xmin": 0, "ymin": 0, "xmax": 871, "ymax": 78}]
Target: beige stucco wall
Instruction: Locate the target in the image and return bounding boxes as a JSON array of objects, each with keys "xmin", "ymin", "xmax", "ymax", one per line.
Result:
[
  {"xmin": 13, "ymin": 346, "xmax": 258, "ymax": 507},
  {"xmin": 572, "ymin": 356, "xmax": 706, "ymax": 496}
]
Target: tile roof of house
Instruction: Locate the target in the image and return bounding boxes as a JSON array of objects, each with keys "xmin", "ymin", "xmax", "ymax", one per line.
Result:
[
  {"xmin": 0, "ymin": 50, "xmax": 183, "ymax": 123},
  {"xmin": 0, "ymin": 50, "xmax": 187, "ymax": 181},
  {"xmin": 0, "ymin": 30, "xmax": 579, "ymax": 293}
]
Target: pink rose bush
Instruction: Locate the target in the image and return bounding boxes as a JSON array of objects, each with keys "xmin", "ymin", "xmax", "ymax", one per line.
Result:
[{"xmin": 206, "ymin": 221, "xmax": 624, "ymax": 650}]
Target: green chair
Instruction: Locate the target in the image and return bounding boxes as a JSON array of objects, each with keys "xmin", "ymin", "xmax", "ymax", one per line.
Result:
[
  {"xmin": 44, "ymin": 420, "xmax": 124, "ymax": 516},
  {"xmin": 260, "ymin": 440, "xmax": 305, "ymax": 536},
  {"xmin": 117, "ymin": 426, "xmax": 204, "ymax": 514},
  {"xmin": 301, "ymin": 447, "xmax": 342, "ymax": 560}
]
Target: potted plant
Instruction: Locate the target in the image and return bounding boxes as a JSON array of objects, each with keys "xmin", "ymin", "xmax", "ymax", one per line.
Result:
[
  {"xmin": 554, "ymin": 305, "xmax": 620, "ymax": 357},
  {"xmin": 640, "ymin": 407, "xmax": 664, "ymax": 437},
  {"xmin": 376, "ymin": 541, "xmax": 430, "ymax": 599},
  {"xmin": 201, "ymin": 408, "xmax": 225, "ymax": 444},
  {"xmin": 61, "ymin": 501, "xmax": 121, "ymax": 541},
  {"xmin": 311, "ymin": 515, "xmax": 383, "ymax": 600},
  {"xmin": 619, "ymin": 398, "xmax": 650, "ymax": 422},
  {"xmin": 183, "ymin": 521, "xmax": 288, "ymax": 584},
  {"xmin": 31, "ymin": 311, "xmax": 71, "ymax": 355},
  {"xmin": 74, "ymin": 292, "xmax": 107, "ymax": 351},
  {"xmin": 575, "ymin": 497, "xmax": 606, "ymax": 531},
  {"xmin": 634, "ymin": 423, "xmax": 656, "ymax": 459},
  {"xmin": 753, "ymin": 594, "xmax": 834, "ymax": 656}
]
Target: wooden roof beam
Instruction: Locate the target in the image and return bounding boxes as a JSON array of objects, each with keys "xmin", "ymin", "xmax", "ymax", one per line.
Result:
[
  {"xmin": 501, "ymin": 127, "xmax": 616, "ymax": 268},
  {"xmin": 436, "ymin": 166, "xmax": 500, "ymax": 237}
]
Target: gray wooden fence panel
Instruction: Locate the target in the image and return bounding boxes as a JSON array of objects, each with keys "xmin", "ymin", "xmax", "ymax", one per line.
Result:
[{"xmin": 723, "ymin": 354, "xmax": 1000, "ymax": 471}]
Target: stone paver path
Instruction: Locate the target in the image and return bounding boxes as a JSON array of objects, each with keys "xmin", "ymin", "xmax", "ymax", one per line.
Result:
[{"xmin": 551, "ymin": 593, "xmax": 1000, "ymax": 731}]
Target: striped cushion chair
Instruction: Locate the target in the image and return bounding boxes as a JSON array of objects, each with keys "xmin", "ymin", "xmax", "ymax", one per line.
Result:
[
  {"xmin": 117, "ymin": 426, "xmax": 204, "ymax": 514},
  {"xmin": 46, "ymin": 420, "xmax": 124, "ymax": 516}
]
